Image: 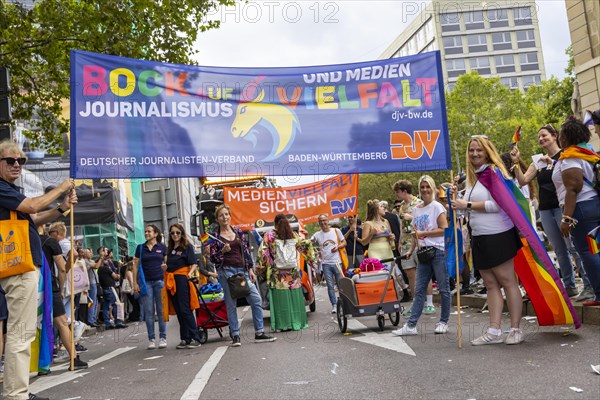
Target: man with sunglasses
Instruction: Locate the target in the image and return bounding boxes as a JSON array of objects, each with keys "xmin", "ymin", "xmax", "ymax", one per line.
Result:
[
  {"xmin": 0, "ymin": 140, "xmax": 77, "ymax": 400},
  {"xmin": 311, "ymin": 214, "xmax": 346, "ymax": 314}
]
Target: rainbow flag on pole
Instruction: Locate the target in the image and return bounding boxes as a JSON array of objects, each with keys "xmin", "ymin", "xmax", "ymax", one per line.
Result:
[
  {"xmin": 478, "ymin": 166, "xmax": 580, "ymax": 328},
  {"xmin": 510, "ymin": 125, "xmax": 521, "ymax": 147},
  {"xmin": 587, "ymin": 226, "xmax": 600, "ymax": 255},
  {"xmin": 200, "ymin": 233, "xmax": 214, "ymax": 245},
  {"xmin": 30, "ymin": 253, "xmax": 54, "ymax": 373}
]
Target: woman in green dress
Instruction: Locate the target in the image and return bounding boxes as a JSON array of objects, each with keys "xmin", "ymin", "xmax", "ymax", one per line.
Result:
[{"xmin": 257, "ymin": 214, "xmax": 316, "ymax": 331}]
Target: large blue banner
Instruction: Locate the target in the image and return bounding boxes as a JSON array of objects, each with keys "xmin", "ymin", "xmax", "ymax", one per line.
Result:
[{"xmin": 70, "ymin": 50, "xmax": 450, "ymax": 179}]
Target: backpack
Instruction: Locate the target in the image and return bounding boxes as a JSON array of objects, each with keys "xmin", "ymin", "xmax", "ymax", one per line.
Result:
[
  {"xmin": 582, "ymin": 159, "xmax": 600, "ymax": 196},
  {"xmin": 273, "ymin": 238, "xmax": 298, "ymax": 270}
]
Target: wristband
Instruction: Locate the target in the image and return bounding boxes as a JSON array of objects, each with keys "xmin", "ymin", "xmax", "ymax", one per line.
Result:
[{"xmin": 56, "ymin": 205, "xmax": 70, "ymax": 216}]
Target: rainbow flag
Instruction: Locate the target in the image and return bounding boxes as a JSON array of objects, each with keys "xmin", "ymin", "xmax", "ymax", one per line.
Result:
[
  {"xmin": 588, "ymin": 226, "xmax": 600, "ymax": 255},
  {"xmin": 200, "ymin": 232, "xmax": 214, "ymax": 245},
  {"xmin": 560, "ymin": 144, "xmax": 600, "ymax": 164},
  {"xmin": 478, "ymin": 166, "xmax": 580, "ymax": 328},
  {"xmin": 30, "ymin": 253, "xmax": 54, "ymax": 373},
  {"xmin": 510, "ymin": 125, "xmax": 521, "ymax": 147}
]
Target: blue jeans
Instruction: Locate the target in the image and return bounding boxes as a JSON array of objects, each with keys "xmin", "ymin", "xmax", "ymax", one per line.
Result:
[
  {"xmin": 102, "ymin": 288, "xmax": 123, "ymax": 327},
  {"xmin": 571, "ymin": 198, "xmax": 600, "ymax": 301},
  {"xmin": 142, "ymin": 280, "xmax": 167, "ymax": 340},
  {"xmin": 539, "ymin": 207, "xmax": 589, "ymax": 289},
  {"xmin": 217, "ymin": 266, "xmax": 264, "ymax": 337},
  {"xmin": 408, "ymin": 248, "xmax": 451, "ymax": 327},
  {"xmin": 322, "ymin": 263, "xmax": 342, "ymax": 306},
  {"xmin": 87, "ymin": 283, "xmax": 98, "ymax": 324}
]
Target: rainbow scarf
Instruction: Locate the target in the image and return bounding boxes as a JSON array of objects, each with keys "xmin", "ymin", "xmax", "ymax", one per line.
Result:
[
  {"xmin": 478, "ymin": 166, "xmax": 580, "ymax": 328},
  {"xmin": 30, "ymin": 253, "xmax": 55, "ymax": 373},
  {"xmin": 559, "ymin": 144, "xmax": 600, "ymax": 164}
]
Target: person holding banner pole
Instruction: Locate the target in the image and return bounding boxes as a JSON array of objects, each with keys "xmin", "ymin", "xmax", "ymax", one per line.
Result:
[
  {"xmin": 341, "ymin": 215, "xmax": 365, "ymax": 270},
  {"xmin": 452, "ymin": 135, "xmax": 524, "ymax": 345},
  {"xmin": 0, "ymin": 139, "xmax": 76, "ymax": 400}
]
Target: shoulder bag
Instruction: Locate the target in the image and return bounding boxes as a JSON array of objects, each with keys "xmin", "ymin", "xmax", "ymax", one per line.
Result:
[{"xmin": 0, "ymin": 211, "xmax": 37, "ymax": 278}]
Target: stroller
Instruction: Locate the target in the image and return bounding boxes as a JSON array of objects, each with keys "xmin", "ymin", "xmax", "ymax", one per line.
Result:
[
  {"xmin": 193, "ymin": 281, "xmax": 229, "ymax": 344},
  {"xmin": 336, "ymin": 257, "xmax": 402, "ymax": 332}
]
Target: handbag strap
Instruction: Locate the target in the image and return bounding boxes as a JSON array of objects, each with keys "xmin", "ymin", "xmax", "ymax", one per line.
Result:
[{"xmin": 10, "ymin": 210, "xmax": 18, "ymax": 220}]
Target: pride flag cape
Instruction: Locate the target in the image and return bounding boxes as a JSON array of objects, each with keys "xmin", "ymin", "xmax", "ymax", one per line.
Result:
[
  {"xmin": 478, "ymin": 166, "xmax": 581, "ymax": 328},
  {"xmin": 30, "ymin": 253, "xmax": 55, "ymax": 373},
  {"xmin": 560, "ymin": 144, "xmax": 600, "ymax": 164},
  {"xmin": 444, "ymin": 187, "xmax": 464, "ymax": 279}
]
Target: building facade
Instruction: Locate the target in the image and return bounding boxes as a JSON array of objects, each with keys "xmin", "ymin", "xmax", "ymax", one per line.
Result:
[
  {"xmin": 565, "ymin": 0, "xmax": 599, "ymax": 149},
  {"xmin": 380, "ymin": 0, "xmax": 546, "ymax": 92}
]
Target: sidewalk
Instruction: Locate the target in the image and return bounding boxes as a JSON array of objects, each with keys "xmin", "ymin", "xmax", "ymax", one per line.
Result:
[{"xmin": 434, "ymin": 292, "xmax": 600, "ymax": 325}]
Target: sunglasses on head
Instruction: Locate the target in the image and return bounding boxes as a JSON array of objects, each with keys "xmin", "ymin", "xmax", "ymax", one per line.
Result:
[{"xmin": 1, "ymin": 157, "xmax": 27, "ymax": 166}]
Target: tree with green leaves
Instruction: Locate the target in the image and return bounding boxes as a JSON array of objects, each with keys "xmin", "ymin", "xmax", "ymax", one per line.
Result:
[{"xmin": 0, "ymin": 0, "xmax": 234, "ymax": 152}]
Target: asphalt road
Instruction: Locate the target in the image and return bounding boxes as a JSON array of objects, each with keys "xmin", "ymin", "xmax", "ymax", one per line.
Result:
[{"xmin": 21, "ymin": 284, "xmax": 600, "ymax": 400}]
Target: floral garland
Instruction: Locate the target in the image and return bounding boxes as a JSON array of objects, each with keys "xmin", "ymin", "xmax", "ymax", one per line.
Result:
[{"xmin": 256, "ymin": 231, "xmax": 317, "ymax": 289}]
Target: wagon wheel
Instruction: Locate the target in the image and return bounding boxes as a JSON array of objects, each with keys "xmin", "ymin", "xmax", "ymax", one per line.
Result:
[
  {"xmin": 198, "ymin": 328, "xmax": 208, "ymax": 344},
  {"xmin": 337, "ymin": 301, "xmax": 347, "ymax": 333},
  {"xmin": 309, "ymin": 299, "xmax": 316, "ymax": 313},
  {"xmin": 377, "ymin": 315, "xmax": 385, "ymax": 331},
  {"xmin": 389, "ymin": 311, "xmax": 401, "ymax": 326}
]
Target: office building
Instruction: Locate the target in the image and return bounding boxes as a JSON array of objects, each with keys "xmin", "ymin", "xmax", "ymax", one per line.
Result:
[{"xmin": 381, "ymin": 0, "xmax": 547, "ymax": 92}]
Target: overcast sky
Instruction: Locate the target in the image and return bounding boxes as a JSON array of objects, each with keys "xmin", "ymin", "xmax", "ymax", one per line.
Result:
[
  {"xmin": 194, "ymin": 0, "xmax": 571, "ymax": 78},
  {"xmin": 192, "ymin": 0, "xmax": 572, "ymax": 186}
]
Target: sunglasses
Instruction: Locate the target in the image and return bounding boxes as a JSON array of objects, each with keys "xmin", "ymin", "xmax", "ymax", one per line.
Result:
[
  {"xmin": 1, "ymin": 157, "xmax": 27, "ymax": 166},
  {"xmin": 470, "ymin": 135, "xmax": 488, "ymax": 139},
  {"xmin": 170, "ymin": 231, "xmax": 182, "ymax": 235}
]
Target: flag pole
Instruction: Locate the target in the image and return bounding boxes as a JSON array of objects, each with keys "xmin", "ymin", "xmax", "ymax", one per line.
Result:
[
  {"xmin": 69, "ymin": 202, "xmax": 75, "ymax": 370},
  {"xmin": 450, "ymin": 170, "xmax": 462, "ymax": 349}
]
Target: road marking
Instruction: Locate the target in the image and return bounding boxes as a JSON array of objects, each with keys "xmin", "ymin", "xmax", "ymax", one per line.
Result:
[
  {"xmin": 143, "ymin": 355, "xmax": 164, "ymax": 360},
  {"xmin": 30, "ymin": 372, "xmax": 90, "ymax": 393},
  {"xmin": 346, "ymin": 319, "xmax": 416, "ymax": 356},
  {"xmin": 138, "ymin": 368, "xmax": 157, "ymax": 371},
  {"xmin": 30, "ymin": 346, "xmax": 136, "ymax": 393},
  {"xmin": 180, "ymin": 346, "xmax": 228, "ymax": 400}
]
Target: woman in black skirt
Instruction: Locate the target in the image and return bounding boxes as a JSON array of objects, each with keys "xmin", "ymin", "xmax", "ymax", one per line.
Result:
[{"xmin": 453, "ymin": 136, "xmax": 524, "ymax": 346}]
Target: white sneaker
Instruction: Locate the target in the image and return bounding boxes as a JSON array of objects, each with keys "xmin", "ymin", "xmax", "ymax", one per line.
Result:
[
  {"xmin": 147, "ymin": 340, "xmax": 156, "ymax": 350},
  {"xmin": 504, "ymin": 328, "xmax": 524, "ymax": 345},
  {"xmin": 73, "ymin": 321, "xmax": 85, "ymax": 342},
  {"xmin": 331, "ymin": 306, "xmax": 337, "ymax": 314},
  {"xmin": 158, "ymin": 338, "xmax": 167, "ymax": 349},
  {"xmin": 392, "ymin": 324, "xmax": 417, "ymax": 336},
  {"xmin": 434, "ymin": 322, "xmax": 448, "ymax": 334}
]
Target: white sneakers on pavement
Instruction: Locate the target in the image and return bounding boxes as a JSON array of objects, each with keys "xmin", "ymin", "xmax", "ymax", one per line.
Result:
[
  {"xmin": 434, "ymin": 322, "xmax": 448, "ymax": 334},
  {"xmin": 392, "ymin": 324, "xmax": 417, "ymax": 336},
  {"xmin": 147, "ymin": 340, "xmax": 156, "ymax": 350},
  {"xmin": 158, "ymin": 338, "xmax": 168, "ymax": 349}
]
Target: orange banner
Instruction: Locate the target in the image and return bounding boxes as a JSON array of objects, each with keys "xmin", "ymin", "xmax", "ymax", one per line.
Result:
[{"xmin": 225, "ymin": 174, "xmax": 359, "ymax": 229}]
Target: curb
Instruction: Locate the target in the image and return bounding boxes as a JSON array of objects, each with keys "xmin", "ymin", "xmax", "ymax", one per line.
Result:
[{"xmin": 433, "ymin": 293, "xmax": 600, "ymax": 326}]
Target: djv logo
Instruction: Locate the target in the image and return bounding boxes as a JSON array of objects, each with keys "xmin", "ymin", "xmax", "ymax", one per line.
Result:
[{"xmin": 331, "ymin": 197, "xmax": 356, "ymax": 216}]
